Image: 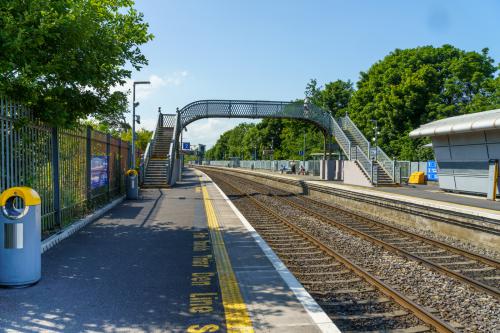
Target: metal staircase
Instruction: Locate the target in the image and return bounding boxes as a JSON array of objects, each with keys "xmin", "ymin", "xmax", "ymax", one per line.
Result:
[
  {"xmin": 141, "ymin": 113, "xmax": 176, "ymax": 188},
  {"xmin": 335, "ymin": 115, "xmax": 397, "ymax": 186}
]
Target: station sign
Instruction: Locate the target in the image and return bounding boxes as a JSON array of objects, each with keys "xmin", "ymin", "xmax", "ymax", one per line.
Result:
[
  {"xmin": 427, "ymin": 160, "xmax": 438, "ymax": 181},
  {"xmin": 182, "ymin": 142, "xmax": 191, "ymax": 150}
]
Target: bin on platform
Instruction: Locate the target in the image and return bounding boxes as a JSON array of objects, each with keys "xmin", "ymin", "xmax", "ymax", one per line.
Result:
[
  {"xmin": 126, "ymin": 169, "xmax": 139, "ymax": 200},
  {"xmin": 0, "ymin": 187, "xmax": 41, "ymax": 287}
]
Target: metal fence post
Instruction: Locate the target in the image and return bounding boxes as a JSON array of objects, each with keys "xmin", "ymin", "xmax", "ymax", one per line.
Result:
[
  {"xmin": 51, "ymin": 127, "xmax": 61, "ymax": 228},
  {"xmin": 86, "ymin": 126, "xmax": 92, "ymax": 209},
  {"xmin": 118, "ymin": 138, "xmax": 122, "ymax": 193},
  {"xmin": 106, "ymin": 133, "xmax": 111, "ymax": 199},
  {"xmin": 392, "ymin": 159, "xmax": 396, "ymax": 182}
]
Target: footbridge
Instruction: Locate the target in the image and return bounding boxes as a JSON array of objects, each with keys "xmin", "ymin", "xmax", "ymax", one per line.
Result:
[{"xmin": 142, "ymin": 100, "xmax": 398, "ymax": 187}]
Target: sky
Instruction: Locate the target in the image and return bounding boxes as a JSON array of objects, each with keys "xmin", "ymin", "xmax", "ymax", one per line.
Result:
[{"xmin": 120, "ymin": 0, "xmax": 500, "ymax": 148}]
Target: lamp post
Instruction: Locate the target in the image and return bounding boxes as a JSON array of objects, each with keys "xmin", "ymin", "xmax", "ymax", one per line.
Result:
[
  {"xmin": 303, "ymin": 129, "xmax": 306, "ymax": 165},
  {"xmin": 131, "ymin": 80, "xmax": 150, "ymax": 168},
  {"xmin": 371, "ymin": 119, "xmax": 379, "ymax": 161}
]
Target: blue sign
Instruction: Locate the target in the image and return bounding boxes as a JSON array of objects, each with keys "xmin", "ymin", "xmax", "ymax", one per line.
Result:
[
  {"xmin": 182, "ymin": 142, "xmax": 190, "ymax": 150},
  {"xmin": 91, "ymin": 156, "xmax": 109, "ymax": 189},
  {"xmin": 298, "ymin": 150, "xmax": 304, "ymax": 156},
  {"xmin": 427, "ymin": 160, "xmax": 438, "ymax": 181}
]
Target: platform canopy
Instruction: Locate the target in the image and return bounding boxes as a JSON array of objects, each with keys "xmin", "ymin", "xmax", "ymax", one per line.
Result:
[{"xmin": 409, "ymin": 108, "xmax": 500, "ymax": 138}]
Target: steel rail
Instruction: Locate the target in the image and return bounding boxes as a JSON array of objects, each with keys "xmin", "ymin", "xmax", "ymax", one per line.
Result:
[
  {"xmin": 298, "ymin": 195, "xmax": 500, "ymax": 270},
  {"xmin": 280, "ymin": 193, "xmax": 500, "ymax": 298},
  {"xmin": 201, "ymin": 166, "xmax": 500, "ymax": 232},
  {"xmin": 218, "ymin": 171, "xmax": 500, "ymax": 298},
  {"xmin": 210, "ymin": 172, "xmax": 458, "ymax": 333}
]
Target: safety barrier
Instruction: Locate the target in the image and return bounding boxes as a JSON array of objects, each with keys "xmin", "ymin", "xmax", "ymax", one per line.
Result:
[{"xmin": 0, "ymin": 96, "xmax": 131, "ymax": 238}]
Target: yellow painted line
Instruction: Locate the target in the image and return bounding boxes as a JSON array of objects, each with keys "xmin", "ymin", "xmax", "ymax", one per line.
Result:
[
  {"xmin": 201, "ymin": 182, "xmax": 254, "ymax": 333},
  {"xmin": 195, "ymin": 187, "xmax": 201, "ymax": 193}
]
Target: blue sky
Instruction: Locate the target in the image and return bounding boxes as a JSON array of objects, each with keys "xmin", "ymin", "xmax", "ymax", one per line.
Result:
[{"xmin": 122, "ymin": 0, "xmax": 500, "ymax": 148}]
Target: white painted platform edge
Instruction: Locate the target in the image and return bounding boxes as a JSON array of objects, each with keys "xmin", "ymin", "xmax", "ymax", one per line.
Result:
[
  {"xmin": 203, "ymin": 172, "xmax": 341, "ymax": 333},
  {"xmin": 41, "ymin": 196, "xmax": 125, "ymax": 253}
]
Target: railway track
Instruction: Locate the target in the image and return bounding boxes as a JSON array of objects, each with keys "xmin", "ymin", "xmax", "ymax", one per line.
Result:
[
  {"xmin": 204, "ymin": 171, "xmax": 460, "ymax": 332},
  {"xmin": 207, "ymin": 170, "xmax": 500, "ymax": 298}
]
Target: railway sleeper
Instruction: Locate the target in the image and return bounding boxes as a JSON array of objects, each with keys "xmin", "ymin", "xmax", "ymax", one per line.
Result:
[
  {"xmin": 330, "ymin": 309, "xmax": 408, "ymax": 320},
  {"xmin": 295, "ymin": 269, "xmax": 351, "ymax": 277},
  {"xmin": 312, "ymin": 287, "xmax": 376, "ymax": 295},
  {"xmin": 440, "ymin": 260, "xmax": 476, "ymax": 266},
  {"xmin": 318, "ymin": 296, "xmax": 391, "ymax": 307},
  {"xmin": 418, "ymin": 255, "xmax": 462, "ymax": 260},
  {"xmin": 458, "ymin": 266, "xmax": 496, "ymax": 273},
  {"xmin": 303, "ymin": 278, "xmax": 362, "ymax": 286},
  {"xmin": 342, "ymin": 324, "xmax": 432, "ymax": 333}
]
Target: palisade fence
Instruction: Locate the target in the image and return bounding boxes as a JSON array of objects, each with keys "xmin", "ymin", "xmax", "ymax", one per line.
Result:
[
  {"xmin": 204, "ymin": 160, "xmax": 322, "ymax": 176},
  {"xmin": 0, "ymin": 96, "xmax": 131, "ymax": 238}
]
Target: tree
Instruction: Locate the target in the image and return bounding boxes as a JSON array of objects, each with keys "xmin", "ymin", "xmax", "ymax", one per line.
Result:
[
  {"xmin": 321, "ymin": 80, "xmax": 354, "ymax": 118},
  {"xmin": 305, "ymin": 79, "xmax": 354, "ymax": 118},
  {"xmin": 120, "ymin": 128, "xmax": 153, "ymax": 152},
  {"xmin": 0, "ymin": 0, "xmax": 153, "ymax": 127},
  {"xmin": 348, "ymin": 45, "xmax": 498, "ymax": 160}
]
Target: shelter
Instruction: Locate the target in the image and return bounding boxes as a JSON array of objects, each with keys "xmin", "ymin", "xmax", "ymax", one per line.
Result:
[{"xmin": 410, "ymin": 109, "xmax": 500, "ymax": 198}]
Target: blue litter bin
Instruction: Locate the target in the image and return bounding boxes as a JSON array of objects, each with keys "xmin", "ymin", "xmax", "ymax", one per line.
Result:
[
  {"xmin": 126, "ymin": 169, "xmax": 139, "ymax": 200},
  {"xmin": 0, "ymin": 187, "xmax": 41, "ymax": 287}
]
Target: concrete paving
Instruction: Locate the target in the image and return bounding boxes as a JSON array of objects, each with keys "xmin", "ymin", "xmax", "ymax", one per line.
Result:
[{"xmin": 0, "ymin": 169, "xmax": 333, "ymax": 333}]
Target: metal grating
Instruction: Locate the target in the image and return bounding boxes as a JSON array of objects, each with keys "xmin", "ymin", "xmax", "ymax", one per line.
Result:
[{"xmin": 172, "ymin": 100, "xmax": 334, "ymax": 134}]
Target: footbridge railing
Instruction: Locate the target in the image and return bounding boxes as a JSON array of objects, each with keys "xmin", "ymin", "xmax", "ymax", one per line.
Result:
[{"xmin": 159, "ymin": 99, "xmax": 398, "ymax": 186}]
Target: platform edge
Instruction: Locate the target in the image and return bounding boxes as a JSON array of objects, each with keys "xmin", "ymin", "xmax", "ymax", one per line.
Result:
[{"xmin": 201, "ymin": 171, "xmax": 341, "ymax": 333}]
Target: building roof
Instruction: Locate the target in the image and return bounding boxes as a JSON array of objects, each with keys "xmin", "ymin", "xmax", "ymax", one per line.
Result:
[{"xmin": 409, "ymin": 108, "xmax": 500, "ymax": 138}]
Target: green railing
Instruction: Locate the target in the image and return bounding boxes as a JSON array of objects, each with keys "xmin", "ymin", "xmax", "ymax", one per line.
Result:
[{"xmin": 0, "ymin": 96, "xmax": 131, "ymax": 238}]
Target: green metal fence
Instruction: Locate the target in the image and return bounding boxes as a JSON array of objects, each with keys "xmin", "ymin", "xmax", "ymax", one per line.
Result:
[{"xmin": 0, "ymin": 96, "xmax": 131, "ymax": 238}]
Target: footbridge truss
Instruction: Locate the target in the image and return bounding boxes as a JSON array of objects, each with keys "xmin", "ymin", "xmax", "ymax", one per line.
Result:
[{"xmin": 142, "ymin": 99, "xmax": 397, "ymax": 186}]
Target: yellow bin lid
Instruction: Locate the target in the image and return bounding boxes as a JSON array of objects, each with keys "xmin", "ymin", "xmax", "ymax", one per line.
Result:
[{"xmin": 0, "ymin": 187, "xmax": 41, "ymax": 206}]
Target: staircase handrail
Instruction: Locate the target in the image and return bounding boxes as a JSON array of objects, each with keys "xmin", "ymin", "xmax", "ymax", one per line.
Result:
[
  {"xmin": 167, "ymin": 112, "xmax": 180, "ymax": 185},
  {"xmin": 143, "ymin": 113, "xmax": 161, "ymax": 176},
  {"xmin": 331, "ymin": 118, "xmax": 352, "ymax": 159},
  {"xmin": 341, "ymin": 115, "xmax": 370, "ymax": 158},
  {"xmin": 375, "ymin": 146, "xmax": 395, "ymax": 182},
  {"xmin": 350, "ymin": 145, "xmax": 373, "ymax": 182}
]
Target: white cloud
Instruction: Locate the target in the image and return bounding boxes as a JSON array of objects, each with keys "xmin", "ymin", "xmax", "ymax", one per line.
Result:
[
  {"xmin": 112, "ymin": 71, "xmax": 189, "ymax": 101},
  {"xmin": 182, "ymin": 118, "xmax": 259, "ymax": 148}
]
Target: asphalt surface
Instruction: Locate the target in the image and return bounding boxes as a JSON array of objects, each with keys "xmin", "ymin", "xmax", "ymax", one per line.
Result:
[{"xmin": 0, "ymin": 175, "xmax": 224, "ymax": 333}]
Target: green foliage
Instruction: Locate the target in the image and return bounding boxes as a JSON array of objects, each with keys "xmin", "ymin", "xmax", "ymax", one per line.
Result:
[
  {"xmin": 120, "ymin": 128, "xmax": 153, "ymax": 152},
  {"xmin": 0, "ymin": 0, "xmax": 153, "ymax": 127},
  {"xmin": 306, "ymin": 79, "xmax": 354, "ymax": 118},
  {"xmin": 205, "ymin": 119, "xmax": 325, "ymax": 161},
  {"xmin": 83, "ymin": 119, "xmax": 152, "ymax": 152},
  {"xmin": 209, "ymin": 44, "xmax": 500, "ymax": 162},
  {"xmin": 348, "ymin": 45, "xmax": 498, "ymax": 160}
]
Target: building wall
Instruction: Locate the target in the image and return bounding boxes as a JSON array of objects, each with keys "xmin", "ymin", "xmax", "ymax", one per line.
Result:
[
  {"xmin": 343, "ymin": 161, "xmax": 373, "ymax": 187},
  {"xmin": 432, "ymin": 130, "xmax": 500, "ymax": 195}
]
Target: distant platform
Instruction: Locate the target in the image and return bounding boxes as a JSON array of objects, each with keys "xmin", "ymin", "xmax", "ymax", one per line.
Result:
[
  {"xmin": 215, "ymin": 167, "xmax": 500, "ymax": 219},
  {"xmin": 0, "ymin": 169, "xmax": 337, "ymax": 333}
]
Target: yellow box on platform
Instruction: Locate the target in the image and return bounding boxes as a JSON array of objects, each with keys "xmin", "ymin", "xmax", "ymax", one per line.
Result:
[{"xmin": 408, "ymin": 171, "xmax": 425, "ymax": 184}]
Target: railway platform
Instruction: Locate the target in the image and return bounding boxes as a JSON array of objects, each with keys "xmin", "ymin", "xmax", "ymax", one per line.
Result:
[
  {"xmin": 227, "ymin": 168, "xmax": 500, "ymax": 214},
  {"xmin": 200, "ymin": 166, "xmax": 500, "ymax": 251},
  {"xmin": 0, "ymin": 169, "xmax": 337, "ymax": 333}
]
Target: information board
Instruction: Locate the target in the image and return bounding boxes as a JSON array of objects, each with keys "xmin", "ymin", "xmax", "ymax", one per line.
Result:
[
  {"xmin": 427, "ymin": 160, "xmax": 438, "ymax": 181},
  {"xmin": 182, "ymin": 142, "xmax": 190, "ymax": 150},
  {"xmin": 91, "ymin": 156, "xmax": 109, "ymax": 189}
]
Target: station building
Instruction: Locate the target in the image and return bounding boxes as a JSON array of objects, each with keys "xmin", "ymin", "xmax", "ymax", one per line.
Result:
[{"xmin": 410, "ymin": 108, "xmax": 500, "ymax": 197}]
